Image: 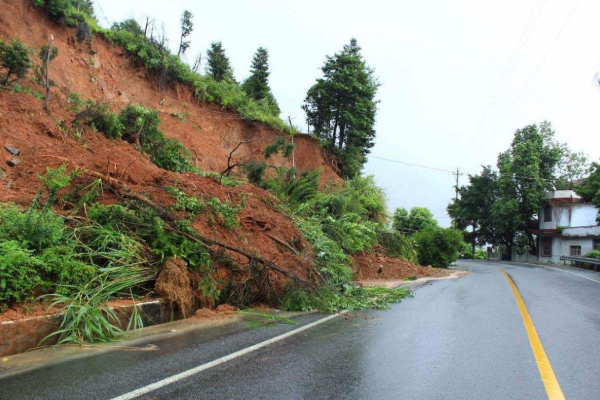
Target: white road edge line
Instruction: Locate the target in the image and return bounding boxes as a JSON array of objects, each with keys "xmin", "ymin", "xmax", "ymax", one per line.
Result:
[
  {"xmin": 109, "ymin": 311, "xmax": 346, "ymax": 400},
  {"xmin": 497, "ymin": 261, "xmax": 600, "ymax": 285},
  {"xmin": 545, "ymin": 266, "xmax": 600, "ymax": 284}
]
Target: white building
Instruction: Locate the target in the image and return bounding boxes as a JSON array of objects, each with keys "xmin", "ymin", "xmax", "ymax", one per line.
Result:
[{"xmin": 533, "ymin": 190, "xmax": 600, "ymax": 263}]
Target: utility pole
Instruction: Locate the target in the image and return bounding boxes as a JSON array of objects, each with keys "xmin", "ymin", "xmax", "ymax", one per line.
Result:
[
  {"xmin": 452, "ymin": 168, "xmax": 460, "ymax": 229},
  {"xmin": 454, "ymin": 167, "xmax": 460, "ymax": 201},
  {"xmin": 288, "ymin": 116, "xmax": 296, "ymax": 178}
]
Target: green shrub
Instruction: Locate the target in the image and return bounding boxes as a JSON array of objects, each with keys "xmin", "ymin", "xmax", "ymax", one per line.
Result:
[
  {"xmin": 0, "ymin": 241, "xmax": 43, "ymax": 309},
  {"xmin": 321, "ymin": 213, "xmax": 377, "ymax": 253},
  {"xmin": 293, "ymin": 216, "xmax": 352, "ymax": 286},
  {"xmin": 0, "ymin": 203, "xmax": 67, "ymax": 251},
  {"xmin": 586, "ymin": 250, "xmax": 600, "ymax": 260},
  {"xmin": 376, "ymin": 230, "xmax": 418, "ymax": 263},
  {"xmin": 33, "ymin": 0, "xmax": 94, "ymax": 27},
  {"xmin": 475, "ymin": 249, "xmax": 487, "ymax": 260},
  {"xmin": 208, "ymin": 197, "xmax": 242, "ymax": 230},
  {"xmin": 118, "ymin": 104, "xmax": 193, "ymax": 172},
  {"xmin": 0, "ymin": 39, "xmax": 33, "ymax": 86},
  {"xmin": 40, "ymin": 246, "xmax": 96, "ymax": 293},
  {"xmin": 76, "ymin": 101, "xmax": 124, "ymax": 139},
  {"xmin": 166, "ymin": 186, "xmax": 205, "ymax": 216},
  {"xmin": 67, "ymin": 92, "xmax": 86, "ymax": 112},
  {"xmin": 413, "ymin": 227, "xmax": 463, "ymax": 268}
]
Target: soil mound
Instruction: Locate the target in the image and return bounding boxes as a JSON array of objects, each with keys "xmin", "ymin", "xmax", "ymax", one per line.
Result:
[{"xmin": 352, "ymin": 250, "xmax": 451, "ymax": 280}]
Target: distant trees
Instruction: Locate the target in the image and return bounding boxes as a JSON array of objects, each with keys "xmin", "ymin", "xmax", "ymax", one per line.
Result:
[
  {"xmin": 177, "ymin": 10, "xmax": 193, "ymax": 57},
  {"xmin": 448, "ymin": 121, "xmax": 589, "ymax": 257},
  {"xmin": 0, "ymin": 40, "xmax": 32, "ymax": 86},
  {"xmin": 242, "ymin": 47, "xmax": 280, "ymax": 115},
  {"xmin": 303, "ymin": 38, "xmax": 379, "ymax": 178},
  {"xmin": 392, "ymin": 207, "xmax": 438, "ymax": 234},
  {"xmin": 206, "ymin": 41, "xmax": 235, "ymax": 83}
]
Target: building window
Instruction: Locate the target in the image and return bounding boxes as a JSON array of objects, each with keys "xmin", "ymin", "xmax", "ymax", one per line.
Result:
[
  {"xmin": 594, "ymin": 239, "xmax": 600, "ymax": 250},
  {"xmin": 570, "ymin": 246, "xmax": 582, "ymax": 257},
  {"xmin": 543, "ymin": 204, "xmax": 552, "ymax": 222},
  {"xmin": 541, "ymin": 237, "xmax": 552, "ymax": 257}
]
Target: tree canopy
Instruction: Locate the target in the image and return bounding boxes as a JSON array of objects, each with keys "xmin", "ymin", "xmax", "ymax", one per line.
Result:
[
  {"xmin": 111, "ymin": 19, "xmax": 143, "ymax": 36},
  {"xmin": 206, "ymin": 41, "xmax": 235, "ymax": 83},
  {"xmin": 576, "ymin": 162, "xmax": 600, "ymax": 224},
  {"xmin": 392, "ymin": 206, "xmax": 438, "ymax": 234},
  {"xmin": 242, "ymin": 47, "xmax": 280, "ymax": 116},
  {"xmin": 303, "ymin": 38, "xmax": 379, "ymax": 178},
  {"xmin": 177, "ymin": 10, "xmax": 193, "ymax": 57},
  {"xmin": 448, "ymin": 121, "xmax": 588, "ymax": 257},
  {"xmin": 0, "ymin": 39, "xmax": 32, "ymax": 86}
]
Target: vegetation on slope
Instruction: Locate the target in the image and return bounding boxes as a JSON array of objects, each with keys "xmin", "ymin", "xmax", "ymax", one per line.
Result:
[{"xmin": 0, "ymin": 0, "xmax": 456, "ymax": 345}]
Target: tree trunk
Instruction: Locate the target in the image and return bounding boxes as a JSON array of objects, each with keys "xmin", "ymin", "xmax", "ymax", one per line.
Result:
[
  {"xmin": 43, "ymin": 36, "xmax": 54, "ymax": 111},
  {"xmin": 338, "ymin": 123, "xmax": 346, "ymax": 150},
  {"xmin": 331, "ymin": 113, "xmax": 339, "ymax": 148}
]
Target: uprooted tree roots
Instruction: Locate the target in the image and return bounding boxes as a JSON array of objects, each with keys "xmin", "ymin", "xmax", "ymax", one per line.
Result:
[{"xmin": 155, "ymin": 258, "xmax": 194, "ymax": 317}]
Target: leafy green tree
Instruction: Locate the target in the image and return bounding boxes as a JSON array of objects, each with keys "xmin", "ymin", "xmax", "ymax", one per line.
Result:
[
  {"xmin": 495, "ymin": 122, "xmax": 562, "ymax": 253},
  {"xmin": 576, "ymin": 162, "xmax": 600, "ymax": 223},
  {"xmin": 392, "ymin": 206, "xmax": 438, "ymax": 234},
  {"xmin": 448, "ymin": 166, "xmax": 499, "ymax": 253},
  {"xmin": 0, "ymin": 39, "xmax": 32, "ymax": 86},
  {"xmin": 177, "ymin": 10, "xmax": 193, "ymax": 57},
  {"xmin": 206, "ymin": 41, "xmax": 235, "ymax": 83},
  {"xmin": 111, "ymin": 19, "xmax": 144, "ymax": 36},
  {"xmin": 242, "ymin": 47, "xmax": 280, "ymax": 115},
  {"xmin": 303, "ymin": 38, "xmax": 379, "ymax": 178},
  {"xmin": 413, "ymin": 227, "xmax": 463, "ymax": 268}
]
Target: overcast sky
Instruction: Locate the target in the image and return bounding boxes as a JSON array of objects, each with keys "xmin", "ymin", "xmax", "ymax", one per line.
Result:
[{"xmin": 96, "ymin": 0, "xmax": 600, "ymax": 226}]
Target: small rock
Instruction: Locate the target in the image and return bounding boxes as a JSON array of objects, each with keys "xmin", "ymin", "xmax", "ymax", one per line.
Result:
[
  {"xmin": 6, "ymin": 159, "xmax": 20, "ymax": 167},
  {"xmin": 4, "ymin": 146, "xmax": 20, "ymax": 156}
]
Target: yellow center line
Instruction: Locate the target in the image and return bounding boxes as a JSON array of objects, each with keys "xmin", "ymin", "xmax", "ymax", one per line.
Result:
[{"xmin": 498, "ymin": 268, "xmax": 566, "ymax": 400}]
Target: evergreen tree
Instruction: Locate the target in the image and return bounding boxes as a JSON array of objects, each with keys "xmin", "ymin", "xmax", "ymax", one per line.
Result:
[
  {"xmin": 303, "ymin": 38, "xmax": 379, "ymax": 178},
  {"xmin": 0, "ymin": 40, "xmax": 32, "ymax": 86},
  {"xmin": 242, "ymin": 47, "xmax": 280, "ymax": 115},
  {"xmin": 177, "ymin": 10, "xmax": 193, "ymax": 57},
  {"xmin": 206, "ymin": 41, "xmax": 235, "ymax": 83}
]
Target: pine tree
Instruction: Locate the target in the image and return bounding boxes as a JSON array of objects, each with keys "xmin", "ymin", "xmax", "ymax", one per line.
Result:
[
  {"xmin": 242, "ymin": 47, "xmax": 280, "ymax": 115},
  {"xmin": 206, "ymin": 41, "xmax": 235, "ymax": 83},
  {"xmin": 177, "ymin": 10, "xmax": 193, "ymax": 57},
  {"xmin": 303, "ymin": 38, "xmax": 379, "ymax": 178}
]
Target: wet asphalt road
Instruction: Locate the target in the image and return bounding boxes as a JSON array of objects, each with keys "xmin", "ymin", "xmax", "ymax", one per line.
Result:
[{"xmin": 2, "ymin": 260, "xmax": 600, "ymax": 400}]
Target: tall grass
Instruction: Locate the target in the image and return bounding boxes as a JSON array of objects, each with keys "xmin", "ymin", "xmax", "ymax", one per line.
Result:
[{"xmin": 41, "ymin": 264, "xmax": 155, "ymax": 345}]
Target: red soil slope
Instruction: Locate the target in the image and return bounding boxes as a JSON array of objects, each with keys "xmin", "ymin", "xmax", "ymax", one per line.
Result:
[
  {"xmin": 0, "ymin": 1, "xmax": 340, "ymax": 301},
  {"xmin": 0, "ymin": 0, "xmax": 341, "ymax": 185}
]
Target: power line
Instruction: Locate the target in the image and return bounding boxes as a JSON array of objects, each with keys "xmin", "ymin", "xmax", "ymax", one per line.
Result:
[
  {"xmin": 478, "ymin": 0, "xmax": 546, "ymax": 133},
  {"xmin": 493, "ymin": 0, "xmax": 585, "ymax": 135},
  {"xmin": 369, "ymin": 154, "xmax": 558, "ymax": 183},
  {"xmin": 369, "ymin": 155, "xmax": 460, "ymax": 175}
]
